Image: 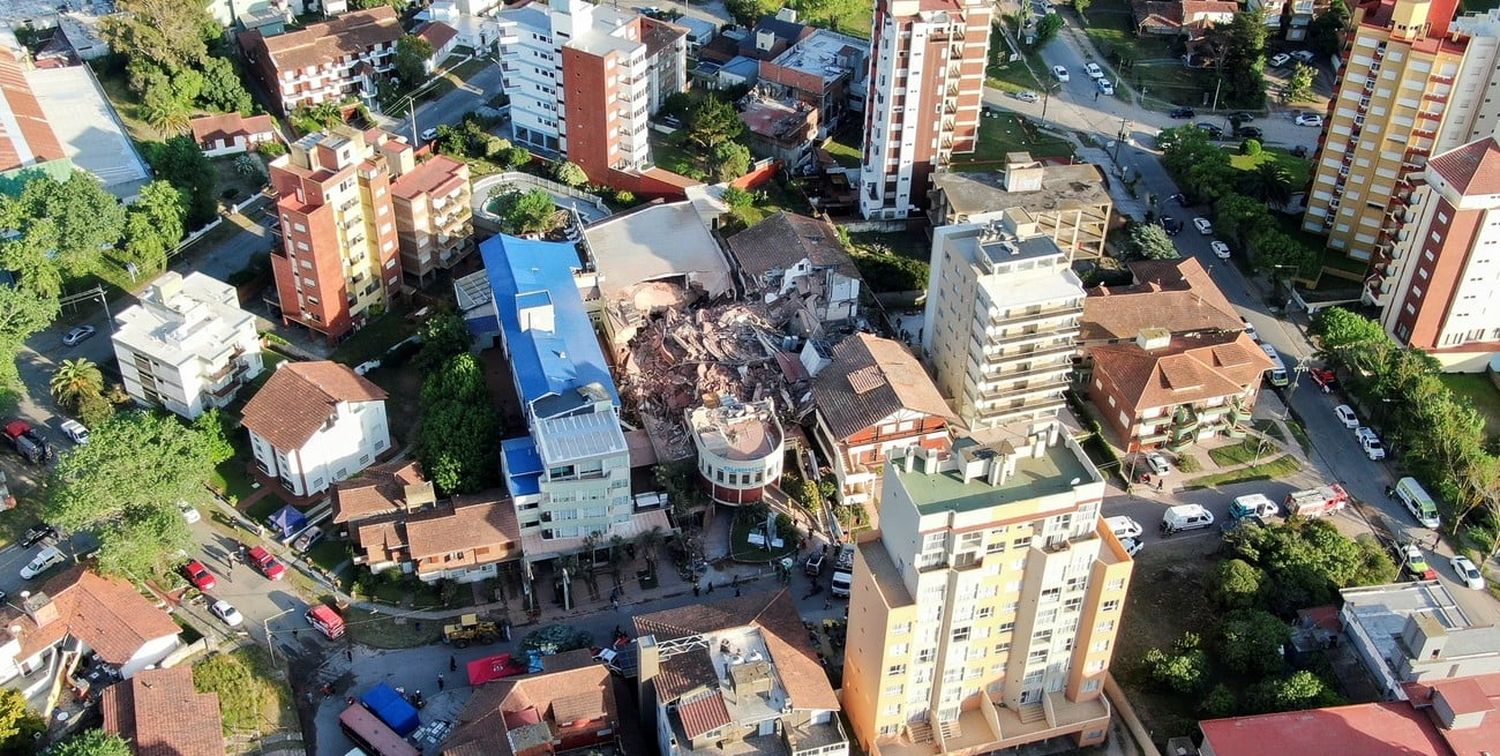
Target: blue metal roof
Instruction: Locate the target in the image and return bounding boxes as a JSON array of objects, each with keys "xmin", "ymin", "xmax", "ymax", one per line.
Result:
[
  {"xmin": 501, "ymin": 436, "xmax": 543, "ymax": 497},
  {"xmin": 480, "ymin": 234, "xmax": 620, "ymax": 408}
]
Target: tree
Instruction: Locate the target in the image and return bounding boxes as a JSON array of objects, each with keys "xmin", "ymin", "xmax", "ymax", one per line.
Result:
[
  {"xmin": 1313, "ymin": 306, "xmax": 1389, "ymax": 352},
  {"xmin": 1282, "ymin": 63, "xmax": 1316, "ymax": 103},
  {"xmin": 350, "ymin": 0, "xmax": 411, "ymax": 9},
  {"xmin": 491, "ymin": 189, "xmax": 557, "ymax": 236},
  {"xmin": 1239, "ymin": 161, "xmax": 1295, "ymax": 209},
  {"xmin": 1200, "ymin": 684, "xmax": 1237, "ymax": 718},
  {"xmin": 2, "ymin": 173, "xmax": 126, "ymax": 277},
  {"xmin": 1250, "ymin": 228, "xmax": 1317, "ymax": 280},
  {"xmin": 1218, "ymin": 10, "xmax": 1269, "ymax": 107},
  {"xmin": 52, "ymin": 730, "xmax": 131, "ymax": 756},
  {"xmin": 120, "ymin": 180, "xmax": 187, "ymax": 275},
  {"xmin": 723, "ymin": 186, "xmax": 754, "ymax": 209},
  {"xmin": 1223, "ymin": 518, "xmax": 1397, "ymax": 613},
  {"xmin": 551, "ymin": 160, "xmax": 589, "ymax": 187},
  {"xmin": 1240, "ymin": 138, "xmax": 1262, "ymax": 157},
  {"xmin": 1213, "ymin": 193, "xmax": 1272, "ymax": 248},
  {"xmin": 100, "ymin": 0, "xmax": 219, "ymax": 73},
  {"xmin": 191, "ymin": 407, "xmax": 236, "ymax": 465},
  {"xmin": 257, "ymin": 140, "xmax": 287, "ymax": 158},
  {"xmin": 711, "ymin": 141, "xmax": 752, "ymax": 183},
  {"xmin": 394, "ymin": 34, "xmax": 435, "ymax": 86},
  {"xmin": 141, "ymin": 136, "xmax": 218, "ymax": 228},
  {"xmin": 1218, "ymin": 609, "xmax": 1290, "ymax": 676},
  {"xmin": 45, "ymin": 410, "xmax": 216, "ymax": 581},
  {"xmin": 1159, "ymin": 127, "xmax": 1236, "ymax": 201},
  {"xmin": 726, "ymin": 0, "xmax": 777, "ymax": 26},
  {"xmin": 502, "ymin": 145, "xmax": 534, "ymax": 170},
  {"xmin": 1310, "ymin": 0, "xmax": 1351, "ymax": 58},
  {"xmin": 1034, "ymin": 13, "xmax": 1064, "ymax": 46},
  {"xmin": 1073, "ymin": 0, "xmax": 1093, "ymax": 14},
  {"xmin": 0, "ymin": 688, "xmax": 44, "ymax": 754},
  {"xmin": 1142, "ymin": 632, "xmax": 1207, "ymax": 694},
  {"xmin": 1208, "ymin": 558, "xmax": 1265, "ymax": 609},
  {"xmin": 1123, "ymin": 223, "xmax": 1180, "ymax": 260},
  {"xmin": 234, "ymin": 153, "xmax": 267, "ymax": 182},
  {"xmin": 197, "ymin": 56, "xmax": 254, "ymax": 114},
  {"xmin": 50, "ymin": 358, "xmax": 105, "ymax": 414},
  {"xmin": 418, "ymin": 353, "xmax": 502, "ymax": 495},
  {"xmin": 414, "ymin": 312, "xmax": 473, "ymax": 373},
  {"xmin": 141, "ymin": 85, "xmax": 193, "ymax": 134},
  {"xmin": 685, "ymin": 95, "xmax": 744, "ymax": 151},
  {"xmin": 1249, "ymin": 671, "xmax": 1342, "ymax": 714}
]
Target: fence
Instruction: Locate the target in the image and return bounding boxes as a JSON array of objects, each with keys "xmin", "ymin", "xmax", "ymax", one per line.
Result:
[
  {"xmin": 471, "ymin": 172, "xmax": 611, "ymax": 216},
  {"xmin": 168, "ymin": 191, "xmax": 272, "ymax": 262}
]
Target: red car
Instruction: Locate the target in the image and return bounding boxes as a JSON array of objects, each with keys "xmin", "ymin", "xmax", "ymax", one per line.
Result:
[
  {"xmin": 182, "ymin": 560, "xmax": 217, "ymax": 591},
  {"xmin": 1310, "ymin": 368, "xmax": 1338, "ymax": 393},
  {"xmin": 247, "ymin": 546, "xmax": 287, "ymax": 581}
]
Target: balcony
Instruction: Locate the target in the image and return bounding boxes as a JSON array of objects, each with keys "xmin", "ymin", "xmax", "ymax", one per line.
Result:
[
  {"xmin": 984, "ymin": 325, "xmax": 1080, "ymax": 349},
  {"xmin": 989, "ymin": 303, "xmax": 1084, "ymax": 328},
  {"xmin": 978, "ymin": 380, "xmax": 1065, "ymax": 403},
  {"xmin": 985, "ymin": 342, "xmax": 1079, "ymax": 364}
]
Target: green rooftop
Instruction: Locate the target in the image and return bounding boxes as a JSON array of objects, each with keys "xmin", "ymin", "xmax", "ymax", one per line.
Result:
[{"xmin": 895, "ymin": 439, "xmax": 1097, "ymax": 516}]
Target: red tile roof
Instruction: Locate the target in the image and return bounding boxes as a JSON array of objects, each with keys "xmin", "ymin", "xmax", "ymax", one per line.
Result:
[
  {"xmin": 0, "ymin": 41, "xmax": 66, "ymax": 173},
  {"xmin": 390, "ymin": 154, "xmax": 469, "ymax": 199},
  {"xmin": 0, "ymin": 567, "xmax": 180, "ymax": 667},
  {"xmin": 1090, "ymin": 331, "xmax": 1272, "ymax": 411},
  {"xmin": 406, "ymin": 495, "xmax": 522, "ymax": 569},
  {"xmin": 441, "ymin": 661, "xmax": 617, "ymax": 756},
  {"xmin": 101, "ymin": 668, "xmax": 225, "ymax": 756},
  {"xmin": 240, "ymin": 361, "xmax": 387, "ymax": 451},
  {"xmin": 1082, "ymin": 257, "xmax": 1244, "ymax": 342},
  {"xmin": 250, "ymin": 6, "xmax": 402, "ymax": 73},
  {"xmin": 1199, "ymin": 702, "xmax": 1451, "ymax": 756},
  {"xmin": 189, "ymin": 112, "xmax": 275, "ymax": 147},
  {"xmin": 677, "ymin": 691, "xmax": 731, "ymax": 739},
  {"xmin": 333, "ymin": 459, "xmax": 428, "ymax": 523},
  {"xmin": 1405, "ymin": 672, "xmax": 1500, "ymax": 755},
  {"xmin": 416, "ymin": 21, "xmax": 459, "ymax": 52},
  {"xmin": 1428, "ymin": 136, "xmax": 1500, "ymax": 196}
]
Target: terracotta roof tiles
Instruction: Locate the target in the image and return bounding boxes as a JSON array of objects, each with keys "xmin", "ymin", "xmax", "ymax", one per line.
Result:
[
  {"xmin": 332, "ymin": 459, "xmax": 427, "ymax": 523},
  {"xmin": 1090, "ymin": 332, "xmax": 1272, "ymax": 411},
  {"xmin": 677, "ymin": 691, "xmax": 731, "ymax": 739},
  {"xmin": 1428, "ymin": 136, "xmax": 1500, "ymax": 197},
  {"xmin": 240, "ymin": 361, "xmax": 387, "ymax": 451},
  {"xmin": 189, "ymin": 112, "xmax": 275, "ymax": 148},
  {"xmin": 1081, "ymin": 257, "xmax": 1243, "ymax": 342},
  {"xmin": 813, "ymin": 333, "xmax": 955, "ymax": 440},
  {"xmin": 250, "ymin": 7, "xmax": 402, "ymax": 73},
  {"xmin": 0, "ymin": 567, "xmax": 180, "ymax": 667},
  {"xmin": 441, "ymin": 661, "xmax": 616, "ymax": 756},
  {"xmin": 725, "ymin": 211, "xmax": 861, "ymax": 283},
  {"xmin": 101, "ymin": 668, "xmax": 225, "ymax": 756}
]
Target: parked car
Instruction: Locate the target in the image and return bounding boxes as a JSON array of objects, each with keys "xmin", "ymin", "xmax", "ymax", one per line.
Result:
[
  {"xmin": 1229, "ymin": 111, "xmax": 1257, "ymax": 124},
  {"xmin": 1085, "ymin": 62, "xmax": 1104, "ymax": 79},
  {"xmin": 248, "ymin": 546, "xmax": 287, "ymax": 581},
  {"xmin": 1295, "ymin": 112, "xmax": 1324, "ymax": 127},
  {"xmin": 1310, "ymin": 367, "xmax": 1338, "ymax": 392},
  {"xmin": 1450, "ymin": 555, "xmax": 1486, "ymax": 590},
  {"xmin": 1170, "ymin": 107, "xmax": 1196, "ymax": 119},
  {"xmin": 1235, "ymin": 126, "xmax": 1264, "ymax": 140},
  {"xmin": 177, "ymin": 500, "xmax": 201, "ymax": 524},
  {"xmin": 1170, "ymin": 192, "xmax": 1189, "ymax": 206},
  {"xmin": 182, "ymin": 560, "xmax": 217, "ymax": 591},
  {"xmin": 1052, "ymin": 65, "xmax": 1070, "ymax": 82},
  {"xmin": 294, "ymin": 526, "xmax": 325, "ymax": 552},
  {"xmin": 60, "ymin": 419, "xmax": 88, "ymax": 445},
  {"xmin": 1161, "ymin": 504, "xmax": 1215, "ymax": 535},
  {"xmin": 1292, "ymin": 49, "xmax": 1317, "ymax": 63},
  {"xmin": 1242, "ymin": 319, "xmax": 1259, "ymax": 341},
  {"xmin": 1145, "ymin": 452, "xmax": 1172, "ymax": 476},
  {"xmin": 1105, "ymin": 515, "xmax": 1144, "ymax": 539},
  {"xmin": 1334, "ymin": 404, "xmax": 1360, "ymax": 428},
  {"xmin": 1121, "ymin": 537, "xmax": 1143, "ymax": 557},
  {"xmin": 210, "ymin": 599, "xmax": 244, "ymax": 627},
  {"xmin": 1193, "ymin": 217, "xmax": 1213, "ymax": 235},
  {"xmin": 1194, "ymin": 122, "xmax": 1224, "ymax": 138},
  {"xmin": 1398, "ymin": 543, "xmax": 1437, "ymax": 580},
  {"xmin": 61, "ymin": 325, "xmax": 96, "ymax": 347},
  {"xmin": 20, "ymin": 523, "xmax": 58, "ymax": 549},
  {"xmin": 21, "ymin": 546, "xmax": 66, "ymax": 580},
  {"xmin": 1361, "ymin": 433, "xmax": 1387, "ymax": 460},
  {"xmin": 1097, "ymin": 78, "xmax": 1114, "ymax": 95},
  {"xmin": 1268, "ymin": 52, "xmax": 1291, "ymax": 67},
  {"xmin": 419, "ymin": 127, "xmax": 438, "ymax": 142},
  {"xmin": 1210, "ymin": 240, "xmax": 1231, "ymax": 259},
  {"xmin": 1012, "ymin": 90, "xmax": 1040, "ymax": 103}
]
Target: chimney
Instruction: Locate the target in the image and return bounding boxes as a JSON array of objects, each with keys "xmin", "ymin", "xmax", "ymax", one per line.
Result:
[
  {"xmin": 919, "ymin": 446, "xmax": 941, "ymax": 475},
  {"xmin": 902, "ymin": 446, "xmax": 916, "ymax": 473},
  {"xmin": 1135, "ymin": 327, "xmax": 1172, "ymax": 350},
  {"xmin": 986, "ymin": 454, "xmax": 1006, "ymax": 486},
  {"xmin": 755, "ymin": 28, "xmax": 776, "ymax": 52},
  {"xmin": 21, "ymin": 591, "xmax": 59, "ymax": 629}
]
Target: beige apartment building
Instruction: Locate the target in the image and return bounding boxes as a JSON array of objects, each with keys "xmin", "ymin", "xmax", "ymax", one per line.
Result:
[
  {"xmin": 841, "ymin": 423, "xmax": 1133, "ymax": 754},
  {"xmin": 390, "ymin": 154, "xmax": 472, "ymax": 286},
  {"xmin": 1303, "ymin": 0, "xmax": 1479, "ymax": 279},
  {"xmin": 928, "ymin": 153, "xmax": 1112, "ymax": 261},
  {"xmin": 922, "ymin": 218, "xmax": 1085, "ymax": 430}
]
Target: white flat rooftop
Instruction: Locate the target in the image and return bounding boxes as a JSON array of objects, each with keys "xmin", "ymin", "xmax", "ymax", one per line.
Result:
[
  {"xmin": 29, "ymin": 64, "xmax": 150, "ymax": 198},
  {"xmin": 582, "ymin": 199, "xmax": 733, "ymax": 302}
]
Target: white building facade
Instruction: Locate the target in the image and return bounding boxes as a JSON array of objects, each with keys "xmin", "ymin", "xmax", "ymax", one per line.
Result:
[
  {"xmin": 111, "ymin": 272, "xmax": 264, "ymax": 420},
  {"xmin": 242, "ymin": 362, "xmax": 391, "ymax": 497}
]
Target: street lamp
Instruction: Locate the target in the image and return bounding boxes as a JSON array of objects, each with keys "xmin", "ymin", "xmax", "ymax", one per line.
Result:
[{"xmin": 263, "ymin": 606, "xmax": 294, "ymax": 665}]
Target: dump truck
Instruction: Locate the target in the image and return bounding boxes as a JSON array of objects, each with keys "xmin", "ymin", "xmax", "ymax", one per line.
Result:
[
  {"xmin": 442, "ymin": 613, "xmax": 500, "ymax": 647},
  {"xmin": 830, "ymin": 544, "xmax": 856, "ymax": 597},
  {"xmin": 1284, "ymin": 484, "xmax": 1349, "ymax": 518}
]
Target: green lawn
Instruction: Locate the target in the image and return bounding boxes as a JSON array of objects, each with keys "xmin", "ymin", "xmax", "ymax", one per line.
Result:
[
  {"xmin": 800, "ymin": 0, "xmax": 873, "ymax": 38},
  {"xmin": 1129, "ymin": 63, "xmax": 1216, "ymax": 108},
  {"xmin": 1084, "ymin": 0, "xmax": 1176, "ymax": 61},
  {"xmin": 950, "ymin": 114, "xmax": 1075, "ymax": 172},
  {"xmin": 724, "ymin": 178, "xmax": 811, "ymax": 231},
  {"xmin": 344, "ymin": 607, "xmax": 444, "ymax": 649},
  {"xmin": 823, "ymin": 131, "xmax": 863, "ymax": 169},
  {"xmin": 245, "ymin": 495, "xmax": 286, "ymax": 525},
  {"xmin": 306, "ymin": 538, "xmax": 350, "ymax": 574},
  {"xmin": 847, "ymin": 229, "xmax": 932, "ymax": 293},
  {"xmin": 1229, "ymin": 147, "xmax": 1314, "ymax": 189},
  {"xmin": 192, "ymin": 647, "xmax": 296, "ymax": 736},
  {"xmin": 1185, "ymin": 455, "xmax": 1301, "ymax": 489},
  {"xmin": 330, "ymin": 305, "xmax": 419, "ymax": 366},
  {"xmin": 1440, "ymin": 373, "xmax": 1500, "ymax": 439},
  {"xmin": 647, "ymin": 131, "xmax": 705, "ymax": 180},
  {"xmin": 1207, "ymin": 436, "xmax": 1281, "ymax": 467}
]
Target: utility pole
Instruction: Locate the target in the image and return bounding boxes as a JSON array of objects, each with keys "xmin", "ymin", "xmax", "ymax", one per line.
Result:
[{"xmin": 1112, "ymin": 117, "xmax": 1130, "ymax": 163}]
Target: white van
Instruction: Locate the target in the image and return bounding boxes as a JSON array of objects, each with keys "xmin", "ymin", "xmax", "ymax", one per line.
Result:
[
  {"xmin": 1394, "ymin": 476, "xmax": 1441, "ymax": 529},
  {"xmin": 21, "ymin": 546, "xmax": 66, "ymax": 580},
  {"xmin": 1260, "ymin": 344, "xmax": 1289, "ymax": 387},
  {"xmin": 1161, "ymin": 504, "xmax": 1216, "ymax": 534}
]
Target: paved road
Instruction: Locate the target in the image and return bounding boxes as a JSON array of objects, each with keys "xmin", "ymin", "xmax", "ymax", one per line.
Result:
[{"xmin": 383, "ymin": 61, "xmax": 505, "ymax": 145}]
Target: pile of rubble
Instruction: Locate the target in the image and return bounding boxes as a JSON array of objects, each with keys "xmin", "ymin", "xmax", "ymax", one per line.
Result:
[{"xmin": 618, "ymin": 299, "xmax": 806, "ymax": 461}]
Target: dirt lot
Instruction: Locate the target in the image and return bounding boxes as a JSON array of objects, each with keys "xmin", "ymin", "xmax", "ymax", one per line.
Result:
[{"xmin": 1114, "ymin": 535, "xmax": 1222, "ymax": 746}]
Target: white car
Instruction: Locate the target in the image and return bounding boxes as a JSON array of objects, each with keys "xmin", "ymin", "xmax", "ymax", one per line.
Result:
[
  {"xmin": 210, "ymin": 599, "xmax": 244, "ymax": 627},
  {"xmin": 1210, "ymin": 240, "xmax": 1231, "ymax": 259},
  {"xmin": 21, "ymin": 546, "xmax": 65, "ymax": 580},
  {"xmin": 1121, "ymin": 537, "xmax": 1143, "ymax": 558},
  {"xmin": 1450, "ymin": 556, "xmax": 1486, "ymax": 590},
  {"xmin": 1335, "ymin": 404, "xmax": 1360, "ymax": 429},
  {"xmin": 1361, "ymin": 434, "xmax": 1387, "ymax": 460},
  {"xmin": 1085, "ymin": 62, "xmax": 1104, "ymax": 79},
  {"xmin": 1193, "ymin": 217, "xmax": 1213, "ymax": 235},
  {"xmin": 1052, "ymin": 65, "xmax": 1070, "ymax": 82},
  {"xmin": 1242, "ymin": 319, "xmax": 1259, "ymax": 341},
  {"xmin": 1145, "ymin": 452, "xmax": 1172, "ymax": 476},
  {"xmin": 1268, "ymin": 52, "xmax": 1291, "ymax": 68},
  {"xmin": 1097, "ymin": 79, "xmax": 1114, "ymax": 96},
  {"xmin": 1013, "ymin": 90, "xmax": 1040, "ymax": 103},
  {"xmin": 1292, "ymin": 49, "xmax": 1317, "ymax": 63},
  {"xmin": 60, "ymin": 419, "xmax": 89, "ymax": 445},
  {"xmin": 419, "ymin": 127, "xmax": 438, "ymax": 141},
  {"xmin": 177, "ymin": 500, "xmax": 201, "ymax": 524},
  {"xmin": 1295, "ymin": 112, "xmax": 1323, "ymax": 127},
  {"xmin": 1105, "ymin": 515, "xmax": 1144, "ymax": 539}
]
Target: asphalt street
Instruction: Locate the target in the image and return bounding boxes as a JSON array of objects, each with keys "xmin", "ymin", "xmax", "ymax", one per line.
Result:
[{"xmin": 382, "ymin": 60, "xmax": 505, "ymax": 145}]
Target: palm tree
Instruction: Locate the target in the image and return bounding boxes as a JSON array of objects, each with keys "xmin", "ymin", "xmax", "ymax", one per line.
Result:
[
  {"xmin": 142, "ymin": 96, "xmax": 191, "ymax": 135},
  {"xmin": 50, "ymin": 358, "xmax": 104, "ymax": 413},
  {"xmin": 1239, "ymin": 162, "xmax": 1295, "ymax": 209},
  {"xmin": 580, "ymin": 532, "xmax": 602, "ymax": 600}
]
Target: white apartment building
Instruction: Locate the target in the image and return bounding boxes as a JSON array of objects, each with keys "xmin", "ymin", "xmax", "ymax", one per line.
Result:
[
  {"xmin": 112, "ymin": 272, "xmax": 264, "ymax": 420},
  {"xmin": 922, "ymin": 216, "xmax": 1085, "ymax": 430},
  {"xmin": 841, "ymin": 425, "xmax": 1132, "ymax": 753},
  {"xmin": 241, "ymin": 361, "xmax": 391, "ymax": 497},
  {"xmin": 498, "ymin": 0, "xmax": 684, "ymax": 175},
  {"xmin": 859, "ymin": 0, "xmax": 991, "ymax": 219}
]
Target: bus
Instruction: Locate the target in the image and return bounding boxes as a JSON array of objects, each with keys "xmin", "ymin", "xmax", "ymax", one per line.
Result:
[
  {"xmin": 338, "ymin": 704, "xmax": 419, "ymax": 756},
  {"xmin": 1259, "ymin": 344, "xmax": 1289, "ymax": 387}
]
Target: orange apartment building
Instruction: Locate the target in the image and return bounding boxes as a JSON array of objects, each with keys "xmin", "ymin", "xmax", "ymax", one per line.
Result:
[
  {"xmin": 241, "ymin": 6, "xmax": 403, "ymax": 116},
  {"xmin": 268, "ymin": 126, "xmax": 407, "ymax": 343},
  {"xmin": 859, "ymin": 0, "xmax": 992, "ymax": 219},
  {"xmin": 841, "ymin": 423, "xmax": 1133, "ymax": 754},
  {"xmin": 390, "ymin": 154, "xmax": 473, "ymax": 286}
]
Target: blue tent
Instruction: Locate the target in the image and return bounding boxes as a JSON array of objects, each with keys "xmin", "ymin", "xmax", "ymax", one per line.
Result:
[
  {"xmin": 269, "ymin": 504, "xmax": 307, "ymax": 538},
  {"xmin": 359, "ymin": 683, "xmax": 420, "ymax": 736}
]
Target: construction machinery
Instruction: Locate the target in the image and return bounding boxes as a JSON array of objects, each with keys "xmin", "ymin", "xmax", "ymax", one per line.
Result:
[{"xmin": 442, "ymin": 614, "xmax": 499, "ymax": 647}]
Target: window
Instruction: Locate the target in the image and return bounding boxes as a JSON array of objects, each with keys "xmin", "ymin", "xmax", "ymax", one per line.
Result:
[
  {"xmin": 887, "ymin": 664, "xmax": 906, "ymax": 676},
  {"xmin": 1092, "ymin": 640, "xmax": 1110, "ymax": 652},
  {"xmin": 1102, "ymin": 600, "xmax": 1120, "ymax": 612},
  {"xmin": 1083, "ymin": 679, "xmax": 1102, "ymax": 692},
  {"xmin": 892, "ymin": 622, "xmax": 911, "ymax": 635},
  {"xmin": 977, "ymin": 606, "xmax": 993, "ymax": 619},
  {"xmin": 952, "ymin": 626, "xmax": 971, "ymax": 642}
]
